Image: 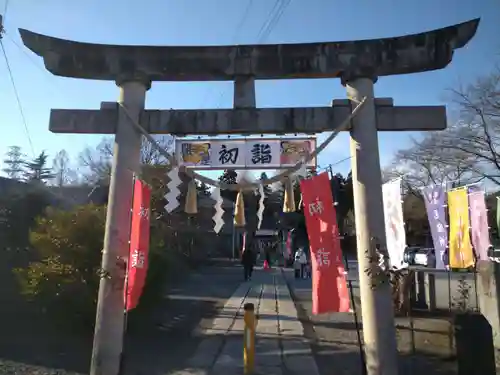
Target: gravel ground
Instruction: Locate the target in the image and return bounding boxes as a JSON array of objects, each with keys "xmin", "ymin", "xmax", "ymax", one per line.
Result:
[
  {"xmin": 282, "ymin": 268, "xmax": 458, "ymax": 375},
  {"xmin": 0, "ymin": 259, "xmax": 243, "ymax": 375}
]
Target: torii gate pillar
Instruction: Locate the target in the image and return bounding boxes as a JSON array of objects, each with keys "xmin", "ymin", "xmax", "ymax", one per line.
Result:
[
  {"xmin": 346, "ymin": 76, "xmax": 398, "ymax": 374},
  {"xmin": 91, "ymin": 78, "xmax": 149, "ymax": 375}
]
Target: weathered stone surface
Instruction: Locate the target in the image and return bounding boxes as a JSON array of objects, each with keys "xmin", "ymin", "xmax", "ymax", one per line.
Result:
[
  {"xmin": 204, "ymin": 283, "xmax": 249, "ymax": 336},
  {"xmin": 254, "ymin": 365, "xmax": 284, "ymax": 375},
  {"xmin": 175, "ymin": 270, "xmax": 319, "ymax": 375},
  {"xmin": 174, "ymin": 368, "xmax": 209, "ymax": 375},
  {"xmin": 20, "ymin": 19, "xmax": 478, "ymax": 81},
  {"xmin": 186, "ymin": 337, "xmax": 223, "ymax": 369},
  {"xmin": 49, "ymin": 103, "xmax": 447, "ymax": 135},
  {"xmin": 477, "ymin": 260, "xmax": 500, "ymax": 348},
  {"xmin": 284, "ymin": 355, "xmax": 320, "ymax": 375}
]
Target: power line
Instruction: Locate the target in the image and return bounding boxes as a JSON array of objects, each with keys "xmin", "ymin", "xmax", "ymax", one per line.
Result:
[
  {"xmin": 233, "ymin": 0, "xmax": 255, "ymax": 41},
  {"xmin": 0, "ymin": 6, "xmax": 86, "ymax": 206},
  {"xmin": 331, "ymin": 156, "xmax": 352, "ymax": 167},
  {"xmin": 255, "ymin": 0, "xmax": 282, "ymax": 42},
  {"xmin": 0, "ymin": 4, "xmax": 36, "ymax": 158},
  {"xmin": 316, "ymin": 156, "xmax": 352, "ymax": 174},
  {"xmin": 3, "ymin": 0, "xmax": 9, "ymax": 20},
  {"xmin": 257, "ymin": 0, "xmax": 291, "ymax": 43},
  {"xmin": 200, "ymin": 0, "xmax": 256, "ymax": 108},
  {"xmin": 4, "ymin": 30, "xmax": 64, "ymax": 94},
  {"xmin": 214, "ymin": 0, "xmax": 292, "ymax": 108},
  {"xmin": 1, "ymin": 40, "xmax": 36, "ymax": 157}
]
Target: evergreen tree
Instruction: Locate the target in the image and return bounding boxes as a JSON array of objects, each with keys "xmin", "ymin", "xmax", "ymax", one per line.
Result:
[
  {"xmin": 24, "ymin": 151, "xmax": 55, "ymax": 183},
  {"xmin": 219, "ymin": 169, "xmax": 238, "ymax": 202},
  {"xmin": 3, "ymin": 146, "xmax": 25, "ymax": 180},
  {"xmin": 259, "ymin": 172, "xmax": 272, "ymax": 196},
  {"xmin": 219, "ymin": 169, "xmax": 238, "ymax": 185},
  {"xmin": 330, "ymin": 171, "xmax": 353, "ymax": 234}
]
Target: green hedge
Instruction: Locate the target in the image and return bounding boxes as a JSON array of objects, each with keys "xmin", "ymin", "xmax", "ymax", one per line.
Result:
[{"xmin": 14, "ymin": 203, "xmax": 186, "ymax": 333}]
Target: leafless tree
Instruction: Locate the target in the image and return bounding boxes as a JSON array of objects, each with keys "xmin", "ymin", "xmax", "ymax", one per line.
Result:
[
  {"xmin": 385, "ymin": 66, "xmax": 500, "ymax": 190},
  {"xmin": 438, "ymin": 67, "xmax": 500, "ymax": 185},
  {"xmin": 384, "ymin": 133, "xmax": 478, "ymax": 197},
  {"xmin": 52, "ymin": 149, "xmax": 71, "ymax": 187},
  {"xmin": 78, "ymin": 135, "xmax": 174, "ymax": 184}
]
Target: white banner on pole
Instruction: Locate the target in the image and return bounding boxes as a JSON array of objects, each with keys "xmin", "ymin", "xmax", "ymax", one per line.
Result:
[
  {"xmin": 382, "ymin": 178, "xmax": 408, "ymax": 270},
  {"xmin": 175, "ymin": 137, "xmax": 316, "ymax": 170}
]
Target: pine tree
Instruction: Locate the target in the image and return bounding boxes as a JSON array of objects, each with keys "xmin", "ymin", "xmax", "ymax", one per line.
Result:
[
  {"xmin": 3, "ymin": 146, "xmax": 25, "ymax": 180},
  {"xmin": 219, "ymin": 169, "xmax": 238, "ymax": 185},
  {"xmin": 219, "ymin": 169, "xmax": 238, "ymax": 202},
  {"xmin": 24, "ymin": 151, "xmax": 55, "ymax": 183},
  {"xmin": 259, "ymin": 172, "xmax": 272, "ymax": 196},
  {"xmin": 330, "ymin": 171, "xmax": 353, "ymax": 235}
]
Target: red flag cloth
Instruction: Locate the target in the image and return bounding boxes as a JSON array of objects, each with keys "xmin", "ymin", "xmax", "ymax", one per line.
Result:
[
  {"xmin": 300, "ymin": 172, "xmax": 350, "ymax": 315},
  {"xmin": 125, "ymin": 179, "xmax": 152, "ymax": 311}
]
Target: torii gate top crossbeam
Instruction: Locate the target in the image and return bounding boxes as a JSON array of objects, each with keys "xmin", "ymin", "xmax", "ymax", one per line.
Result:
[{"xmin": 18, "ymin": 19, "xmax": 478, "ymax": 82}]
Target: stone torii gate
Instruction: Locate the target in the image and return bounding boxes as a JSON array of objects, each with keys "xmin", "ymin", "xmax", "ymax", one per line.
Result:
[{"xmin": 19, "ymin": 18, "xmax": 479, "ymax": 375}]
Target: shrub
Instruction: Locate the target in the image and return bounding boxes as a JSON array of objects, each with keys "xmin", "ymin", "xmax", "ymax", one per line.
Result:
[
  {"xmin": 14, "ymin": 202, "xmax": 187, "ymax": 332},
  {"xmin": 14, "ymin": 204, "xmax": 106, "ymax": 330},
  {"xmin": 0, "ymin": 186, "xmax": 50, "ymax": 248}
]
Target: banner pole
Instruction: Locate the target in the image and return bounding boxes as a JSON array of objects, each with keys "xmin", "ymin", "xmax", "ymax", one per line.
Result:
[
  {"xmin": 408, "ymin": 272, "xmax": 416, "ymax": 375},
  {"xmin": 119, "ymin": 270, "xmax": 130, "ymax": 375},
  {"xmin": 467, "ymin": 186, "xmax": 481, "ymax": 311},
  {"xmin": 343, "ymin": 251, "xmax": 367, "ymax": 374},
  {"xmin": 327, "ymin": 165, "xmax": 366, "ymax": 374},
  {"xmin": 118, "ymin": 174, "xmax": 137, "ymax": 375}
]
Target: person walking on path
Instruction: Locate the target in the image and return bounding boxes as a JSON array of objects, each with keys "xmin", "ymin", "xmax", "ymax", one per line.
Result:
[
  {"xmin": 264, "ymin": 247, "xmax": 272, "ymax": 270},
  {"xmin": 294, "ymin": 248, "xmax": 308, "ymax": 279},
  {"xmin": 241, "ymin": 234, "xmax": 256, "ymax": 281}
]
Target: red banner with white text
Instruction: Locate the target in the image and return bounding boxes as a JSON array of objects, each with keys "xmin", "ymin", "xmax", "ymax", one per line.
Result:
[
  {"xmin": 300, "ymin": 172, "xmax": 350, "ymax": 315},
  {"xmin": 125, "ymin": 179, "xmax": 152, "ymax": 311}
]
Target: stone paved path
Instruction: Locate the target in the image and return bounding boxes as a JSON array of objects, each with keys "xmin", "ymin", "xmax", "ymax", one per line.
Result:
[
  {"xmin": 176, "ymin": 268, "xmax": 319, "ymax": 375},
  {"xmin": 282, "ymin": 267, "xmax": 458, "ymax": 375}
]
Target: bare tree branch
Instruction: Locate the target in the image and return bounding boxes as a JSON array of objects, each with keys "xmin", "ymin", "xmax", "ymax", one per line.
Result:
[
  {"xmin": 386, "ymin": 67, "xmax": 500, "ymax": 190},
  {"xmin": 384, "ymin": 132, "xmax": 479, "ymax": 195},
  {"xmin": 439, "ymin": 67, "xmax": 500, "ymax": 184},
  {"xmin": 52, "ymin": 149, "xmax": 71, "ymax": 187},
  {"xmin": 78, "ymin": 135, "xmax": 174, "ymax": 185}
]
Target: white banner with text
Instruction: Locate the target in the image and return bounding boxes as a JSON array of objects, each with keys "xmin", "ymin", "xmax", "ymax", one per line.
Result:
[{"xmin": 175, "ymin": 138, "xmax": 317, "ymax": 169}]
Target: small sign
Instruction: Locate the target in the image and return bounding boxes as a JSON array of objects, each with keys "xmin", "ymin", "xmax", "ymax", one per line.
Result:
[{"xmin": 175, "ymin": 138, "xmax": 316, "ymax": 170}]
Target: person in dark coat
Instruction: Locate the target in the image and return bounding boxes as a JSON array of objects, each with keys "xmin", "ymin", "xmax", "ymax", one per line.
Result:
[
  {"xmin": 241, "ymin": 234, "xmax": 256, "ymax": 281},
  {"xmin": 264, "ymin": 247, "xmax": 271, "ymax": 269}
]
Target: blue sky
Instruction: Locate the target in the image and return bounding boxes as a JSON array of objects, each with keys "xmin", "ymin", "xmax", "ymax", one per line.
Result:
[{"xmin": 0, "ymin": 0, "xmax": 498, "ymax": 180}]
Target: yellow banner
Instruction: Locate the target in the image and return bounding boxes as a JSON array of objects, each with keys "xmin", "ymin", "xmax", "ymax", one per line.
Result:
[{"xmin": 448, "ymin": 188, "xmax": 475, "ymax": 269}]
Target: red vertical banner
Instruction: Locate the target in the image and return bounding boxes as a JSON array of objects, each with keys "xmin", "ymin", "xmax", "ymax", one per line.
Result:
[
  {"xmin": 125, "ymin": 179, "xmax": 152, "ymax": 311},
  {"xmin": 299, "ymin": 172, "xmax": 350, "ymax": 315}
]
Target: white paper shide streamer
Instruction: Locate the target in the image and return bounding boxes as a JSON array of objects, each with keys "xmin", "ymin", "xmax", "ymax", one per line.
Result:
[
  {"xmin": 257, "ymin": 185, "xmax": 265, "ymax": 229},
  {"xmin": 211, "ymin": 187, "xmax": 224, "ymax": 234},
  {"xmin": 382, "ymin": 178, "xmax": 408, "ymax": 270},
  {"xmin": 164, "ymin": 166, "xmax": 182, "ymax": 213}
]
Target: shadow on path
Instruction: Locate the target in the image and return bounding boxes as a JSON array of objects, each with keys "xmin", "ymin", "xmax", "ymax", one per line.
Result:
[
  {"xmin": 282, "ymin": 268, "xmax": 457, "ymax": 375},
  {"xmin": 0, "ymin": 258, "xmax": 243, "ymax": 375}
]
